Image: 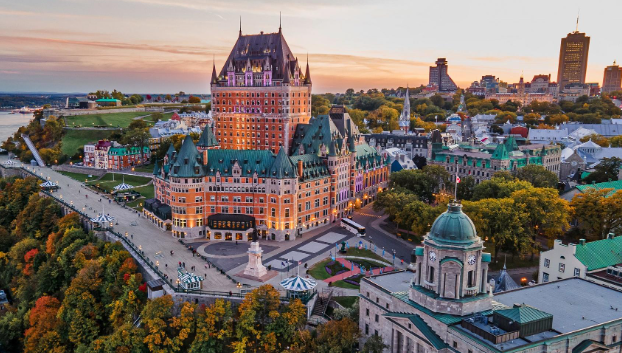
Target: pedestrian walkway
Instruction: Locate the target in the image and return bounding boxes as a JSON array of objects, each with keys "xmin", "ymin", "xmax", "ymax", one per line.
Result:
[{"xmin": 323, "ymin": 257, "xmax": 394, "ymax": 283}]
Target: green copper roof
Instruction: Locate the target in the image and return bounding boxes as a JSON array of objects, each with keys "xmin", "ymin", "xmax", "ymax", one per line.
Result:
[
  {"xmin": 291, "ymin": 115, "xmax": 347, "ymax": 156},
  {"xmin": 491, "ymin": 143, "xmax": 509, "ymax": 160},
  {"xmin": 170, "ymin": 135, "xmax": 203, "ymax": 178},
  {"xmin": 95, "ymin": 98, "xmax": 120, "ymax": 102},
  {"xmin": 494, "ymin": 304, "xmax": 552, "ymax": 324},
  {"xmin": 428, "ymin": 203, "xmax": 479, "ymax": 246},
  {"xmin": 269, "ymin": 147, "xmax": 296, "ymax": 179},
  {"xmin": 204, "ymin": 149, "xmax": 275, "ymax": 177},
  {"xmin": 504, "ymin": 135, "xmax": 518, "ymax": 151},
  {"xmin": 575, "ymin": 235, "xmax": 622, "ymax": 271},
  {"xmin": 152, "ymin": 159, "xmax": 160, "ymax": 175},
  {"xmin": 575, "ymin": 180, "xmax": 622, "ymax": 197},
  {"xmin": 289, "ymin": 154, "xmax": 329, "ymax": 182},
  {"xmin": 108, "ymin": 146, "xmax": 149, "ymax": 155},
  {"xmin": 196, "ymin": 125, "xmax": 218, "ymax": 148},
  {"xmin": 384, "ymin": 313, "xmax": 447, "ymax": 350}
]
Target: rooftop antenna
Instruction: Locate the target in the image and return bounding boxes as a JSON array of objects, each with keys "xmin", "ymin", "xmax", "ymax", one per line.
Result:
[
  {"xmin": 239, "ymin": 16, "xmax": 242, "ymax": 37},
  {"xmin": 575, "ymin": 10, "xmax": 580, "ymax": 32}
]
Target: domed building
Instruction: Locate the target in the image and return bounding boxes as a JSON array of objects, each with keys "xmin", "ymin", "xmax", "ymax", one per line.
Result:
[
  {"xmin": 359, "ymin": 201, "xmax": 622, "ymax": 353},
  {"xmin": 410, "ymin": 203, "xmax": 492, "ymax": 316}
]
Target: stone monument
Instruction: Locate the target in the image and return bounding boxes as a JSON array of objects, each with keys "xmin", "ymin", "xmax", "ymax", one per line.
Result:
[{"xmin": 243, "ymin": 232, "xmax": 268, "ymax": 278}]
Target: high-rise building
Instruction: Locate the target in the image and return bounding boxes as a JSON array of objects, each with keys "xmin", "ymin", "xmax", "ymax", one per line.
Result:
[
  {"xmin": 428, "ymin": 58, "xmax": 458, "ymax": 92},
  {"xmin": 602, "ymin": 61, "xmax": 622, "ymax": 94},
  {"xmin": 210, "ymin": 23, "xmax": 312, "ymax": 153},
  {"xmin": 557, "ymin": 29, "xmax": 590, "ymax": 90}
]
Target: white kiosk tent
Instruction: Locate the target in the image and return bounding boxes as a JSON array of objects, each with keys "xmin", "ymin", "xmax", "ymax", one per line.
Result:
[
  {"xmin": 90, "ymin": 213, "xmax": 115, "ymax": 228},
  {"xmin": 39, "ymin": 180, "xmax": 59, "ymax": 189},
  {"xmin": 113, "ymin": 176, "xmax": 133, "ymax": 191},
  {"xmin": 177, "ymin": 267, "xmax": 203, "ymax": 291}
]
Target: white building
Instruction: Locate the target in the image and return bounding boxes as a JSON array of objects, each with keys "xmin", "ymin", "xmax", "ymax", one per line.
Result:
[
  {"xmin": 538, "ymin": 234, "xmax": 622, "ymax": 286},
  {"xmin": 527, "ymin": 128, "xmax": 568, "ymax": 144}
]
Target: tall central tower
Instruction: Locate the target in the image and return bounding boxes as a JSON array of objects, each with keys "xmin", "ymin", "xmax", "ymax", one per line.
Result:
[
  {"xmin": 210, "ymin": 24, "xmax": 312, "ymax": 154},
  {"xmin": 557, "ymin": 29, "xmax": 590, "ymax": 90}
]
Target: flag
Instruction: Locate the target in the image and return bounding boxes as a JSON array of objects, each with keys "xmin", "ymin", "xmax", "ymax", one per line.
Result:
[
  {"xmin": 456, "ymin": 175, "xmax": 461, "ymax": 184},
  {"xmin": 480, "ymin": 137, "xmax": 488, "ymax": 143},
  {"xmin": 281, "ymin": 261, "xmax": 285, "ymax": 267}
]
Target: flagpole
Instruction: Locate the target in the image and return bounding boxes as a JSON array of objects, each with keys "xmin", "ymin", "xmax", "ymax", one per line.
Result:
[{"xmin": 454, "ymin": 173, "xmax": 458, "ymax": 201}]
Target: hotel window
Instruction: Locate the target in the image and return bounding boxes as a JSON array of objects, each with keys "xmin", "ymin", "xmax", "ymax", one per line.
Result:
[
  {"xmin": 210, "ymin": 206, "xmax": 215, "ymax": 213},
  {"xmin": 285, "ymin": 208, "xmax": 290, "ymax": 217},
  {"xmin": 559, "ymin": 263, "xmax": 565, "ymax": 273},
  {"xmin": 271, "ymin": 208, "xmax": 276, "ymax": 217},
  {"xmin": 196, "ymin": 218, "xmax": 203, "ymax": 227},
  {"xmin": 574, "ymin": 268, "xmax": 580, "ymax": 277},
  {"xmin": 542, "ymin": 272, "xmax": 549, "ymax": 282},
  {"xmin": 544, "ymin": 258, "xmax": 550, "ymax": 268},
  {"xmin": 195, "ymin": 196, "xmax": 203, "ymax": 202},
  {"xmin": 196, "ymin": 206, "xmax": 203, "ymax": 214}
]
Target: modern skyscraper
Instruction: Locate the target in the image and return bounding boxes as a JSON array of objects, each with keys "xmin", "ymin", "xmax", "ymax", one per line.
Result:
[
  {"xmin": 602, "ymin": 61, "xmax": 622, "ymax": 94},
  {"xmin": 557, "ymin": 26, "xmax": 590, "ymax": 90},
  {"xmin": 428, "ymin": 58, "xmax": 458, "ymax": 92}
]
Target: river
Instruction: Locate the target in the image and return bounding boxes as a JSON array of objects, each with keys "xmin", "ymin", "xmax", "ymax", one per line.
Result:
[{"xmin": 0, "ymin": 111, "xmax": 34, "ymax": 144}]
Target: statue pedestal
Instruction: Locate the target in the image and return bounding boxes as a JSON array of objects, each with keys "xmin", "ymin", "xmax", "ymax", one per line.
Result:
[{"xmin": 243, "ymin": 241, "xmax": 267, "ymax": 278}]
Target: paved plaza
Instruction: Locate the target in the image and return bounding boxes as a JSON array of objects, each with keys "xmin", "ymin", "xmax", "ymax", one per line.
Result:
[{"xmin": 1, "ymin": 159, "xmax": 413, "ymax": 295}]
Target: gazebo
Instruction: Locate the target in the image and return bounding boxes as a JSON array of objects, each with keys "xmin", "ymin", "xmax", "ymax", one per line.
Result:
[
  {"xmin": 90, "ymin": 213, "xmax": 115, "ymax": 228},
  {"xmin": 280, "ymin": 275, "xmax": 317, "ymax": 302},
  {"xmin": 39, "ymin": 180, "xmax": 59, "ymax": 190}
]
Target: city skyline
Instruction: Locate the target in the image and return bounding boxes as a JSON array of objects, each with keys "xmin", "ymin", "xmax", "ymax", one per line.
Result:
[{"xmin": 1, "ymin": 0, "xmax": 622, "ymax": 93}]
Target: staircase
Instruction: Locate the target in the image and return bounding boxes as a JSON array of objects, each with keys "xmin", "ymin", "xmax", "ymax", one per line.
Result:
[
  {"xmin": 312, "ymin": 288, "xmax": 334, "ymax": 317},
  {"xmin": 21, "ymin": 134, "xmax": 45, "ymax": 167}
]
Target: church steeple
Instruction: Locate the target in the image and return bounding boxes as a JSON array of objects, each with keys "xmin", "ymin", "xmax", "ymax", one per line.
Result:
[
  {"xmin": 398, "ymin": 86, "xmax": 410, "ymax": 132},
  {"xmin": 304, "ymin": 54, "xmax": 312, "ymax": 85},
  {"xmin": 211, "ymin": 59, "xmax": 218, "ymax": 84}
]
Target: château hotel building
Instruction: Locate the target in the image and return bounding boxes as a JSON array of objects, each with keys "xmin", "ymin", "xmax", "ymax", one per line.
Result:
[{"xmin": 144, "ymin": 26, "xmax": 389, "ymax": 241}]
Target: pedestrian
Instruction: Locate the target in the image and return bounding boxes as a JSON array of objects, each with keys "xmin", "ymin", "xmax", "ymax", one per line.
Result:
[
  {"xmin": 204, "ymin": 264, "xmax": 207, "ymax": 269},
  {"xmin": 109, "ymin": 199, "xmax": 111, "ymax": 204},
  {"xmin": 131, "ymin": 234, "xmax": 133, "ymax": 239},
  {"xmin": 178, "ymin": 261, "xmax": 181, "ymax": 266},
  {"xmin": 165, "ymin": 263, "xmax": 167, "ymax": 268},
  {"xmin": 208, "ymin": 263, "xmax": 211, "ymax": 269},
  {"xmin": 236, "ymin": 240, "xmax": 238, "ymax": 245},
  {"xmin": 183, "ymin": 262, "xmax": 185, "ymax": 268},
  {"xmin": 229, "ymin": 291, "xmax": 232, "ymax": 296}
]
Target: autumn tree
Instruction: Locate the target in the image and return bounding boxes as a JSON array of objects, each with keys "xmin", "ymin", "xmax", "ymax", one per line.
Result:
[
  {"xmin": 190, "ymin": 299, "xmax": 233, "ymax": 353},
  {"xmin": 570, "ymin": 189, "xmax": 622, "ymax": 240},
  {"xmin": 472, "ymin": 176, "xmax": 533, "ymax": 201},
  {"xmin": 362, "ymin": 335, "xmax": 389, "ymax": 353},
  {"xmin": 24, "ymin": 296, "xmax": 65, "ymax": 353},
  {"xmin": 315, "ymin": 318, "xmax": 360, "ymax": 353}
]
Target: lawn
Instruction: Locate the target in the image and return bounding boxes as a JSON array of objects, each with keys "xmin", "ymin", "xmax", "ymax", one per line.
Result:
[
  {"xmin": 348, "ymin": 258, "xmax": 389, "ymax": 271},
  {"xmin": 61, "ymin": 129, "xmax": 114, "ymax": 157},
  {"xmin": 132, "ymin": 164, "xmax": 155, "ymax": 173},
  {"xmin": 125, "ymin": 198, "xmax": 144, "ymax": 211},
  {"xmin": 64, "ymin": 111, "xmax": 170, "ymax": 128},
  {"xmin": 343, "ymin": 248, "xmax": 390, "ymax": 263},
  {"xmin": 86, "ymin": 173, "xmax": 151, "ymax": 193},
  {"xmin": 331, "ymin": 275, "xmax": 363, "ymax": 289},
  {"xmin": 308, "ymin": 259, "xmax": 332, "ymax": 280},
  {"xmin": 333, "ymin": 296, "xmax": 358, "ymax": 308},
  {"xmin": 134, "ymin": 185, "xmax": 154, "ymax": 199},
  {"xmin": 58, "ymin": 171, "xmax": 98, "ymax": 182},
  {"xmin": 96, "ymin": 173, "xmax": 151, "ymax": 185}
]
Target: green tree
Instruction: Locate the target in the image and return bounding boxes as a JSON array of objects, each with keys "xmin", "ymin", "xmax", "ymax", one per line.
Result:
[
  {"xmin": 513, "ymin": 165, "xmax": 559, "ymax": 188},
  {"xmin": 472, "ymin": 176, "xmax": 533, "ymax": 201},
  {"xmin": 457, "ymin": 175, "xmax": 476, "ymax": 201},
  {"xmin": 463, "ymin": 198, "xmax": 527, "ymax": 262},
  {"xmin": 151, "ymin": 112, "xmax": 163, "ymax": 123},
  {"xmin": 583, "ymin": 157, "xmax": 622, "ymax": 183},
  {"xmin": 362, "ymin": 335, "xmax": 389, "ymax": 353}
]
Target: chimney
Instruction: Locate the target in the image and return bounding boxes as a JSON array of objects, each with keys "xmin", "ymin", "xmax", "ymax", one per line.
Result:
[
  {"xmin": 607, "ymin": 233, "xmax": 615, "ymax": 240},
  {"xmin": 203, "ymin": 150, "xmax": 208, "ymax": 166},
  {"xmin": 297, "ymin": 159, "xmax": 303, "ymax": 178},
  {"xmin": 579, "ymin": 239, "xmax": 586, "ymax": 245}
]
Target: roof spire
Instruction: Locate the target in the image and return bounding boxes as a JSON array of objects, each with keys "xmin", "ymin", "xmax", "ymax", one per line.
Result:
[
  {"xmin": 575, "ymin": 9, "xmax": 580, "ymax": 32},
  {"xmin": 279, "ymin": 11, "xmax": 282, "ymax": 33},
  {"xmin": 239, "ymin": 16, "xmax": 242, "ymax": 37},
  {"xmin": 304, "ymin": 53, "xmax": 312, "ymax": 85}
]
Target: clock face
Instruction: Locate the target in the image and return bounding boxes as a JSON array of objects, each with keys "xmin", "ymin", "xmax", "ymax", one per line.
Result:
[
  {"xmin": 429, "ymin": 251, "xmax": 437, "ymax": 262},
  {"xmin": 468, "ymin": 255, "xmax": 476, "ymax": 265}
]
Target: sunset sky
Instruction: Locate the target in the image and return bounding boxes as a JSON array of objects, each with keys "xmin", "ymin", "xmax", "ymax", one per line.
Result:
[{"xmin": 1, "ymin": 0, "xmax": 621, "ymax": 94}]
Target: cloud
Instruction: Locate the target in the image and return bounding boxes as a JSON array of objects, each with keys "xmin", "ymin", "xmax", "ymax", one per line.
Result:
[
  {"xmin": 0, "ymin": 70, "xmax": 20, "ymax": 75},
  {"xmin": 0, "ymin": 35, "xmax": 230, "ymax": 56}
]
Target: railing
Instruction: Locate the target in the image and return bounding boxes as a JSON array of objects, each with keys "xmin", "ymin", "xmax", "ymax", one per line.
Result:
[{"xmin": 21, "ymin": 134, "xmax": 45, "ymax": 167}]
